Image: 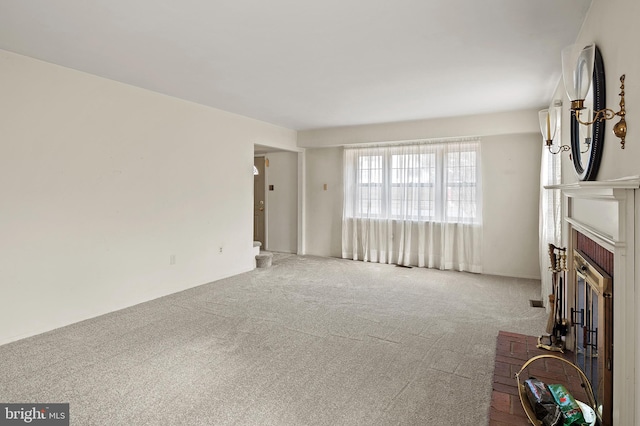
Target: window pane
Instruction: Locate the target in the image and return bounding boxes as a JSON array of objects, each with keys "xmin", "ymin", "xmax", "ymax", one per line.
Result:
[
  {"xmin": 356, "ymin": 155, "xmax": 383, "ymax": 217},
  {"xmin": 358, "ymin": 185, "xmax": 382, "ymax": 216},
  {"xmin": 389, "ymin": 153, "xmax": 435, "ymax": 219},
  {"xmin": 359, "ymin": 155, "xmax": 382, "ymax": 184},
  {"xmin": 445, "ymin": 150, "xmax": 477, "ymax": 220}
]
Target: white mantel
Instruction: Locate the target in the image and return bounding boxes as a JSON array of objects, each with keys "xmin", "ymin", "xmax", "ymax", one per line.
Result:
[{"xmin": 545, "ymin": 176, "xmax": 639, "ymax": 425}]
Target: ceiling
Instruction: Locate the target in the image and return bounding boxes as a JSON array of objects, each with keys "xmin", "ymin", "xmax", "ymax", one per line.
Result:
[{"xmin": 0, "ymin": 0, "xmax": 592, "ymax": 131}]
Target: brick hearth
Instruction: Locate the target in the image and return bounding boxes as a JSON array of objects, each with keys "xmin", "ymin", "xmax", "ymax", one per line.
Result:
[{"xmin": 489, "ymin": 331, "xmax": 587, "ymax": 426}]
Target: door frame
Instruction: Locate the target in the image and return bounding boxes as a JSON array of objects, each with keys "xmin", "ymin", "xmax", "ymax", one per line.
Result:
[
  {"xmin": 253, "ymin": 155, "xmax": 267, "ymax": 248},
  {"xmin": 253, "ymin": 146, "xmax": 305, "ymax": 255}
]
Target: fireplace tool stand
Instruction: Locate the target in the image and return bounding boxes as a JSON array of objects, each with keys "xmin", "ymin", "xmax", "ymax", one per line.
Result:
[{"xmin": 538, "ymin": 244, "xmax": 568, "ymax": 353}]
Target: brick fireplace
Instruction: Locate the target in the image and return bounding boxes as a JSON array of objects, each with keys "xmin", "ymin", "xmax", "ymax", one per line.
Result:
[{"xmin": 547, "ymin": 177, "xmax": 639, "ymax": 425}]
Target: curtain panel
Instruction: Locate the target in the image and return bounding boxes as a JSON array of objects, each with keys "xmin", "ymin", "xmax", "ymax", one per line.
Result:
[
  {"xmin": 342, "ymin": 139, "xmax": 482, "ymax": 273},
  {"xmin": 539, "ymin": 146, "xmax": 562, "ymax": 308}
]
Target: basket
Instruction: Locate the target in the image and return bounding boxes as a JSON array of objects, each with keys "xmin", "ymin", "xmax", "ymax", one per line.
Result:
[{"xmin": 515, "ymin": 354, "xmax": 599, "ymax": 425}]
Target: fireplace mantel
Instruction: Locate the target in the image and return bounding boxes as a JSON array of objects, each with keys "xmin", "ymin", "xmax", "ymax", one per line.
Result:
[
  {"xmin": 545, "ymin": 176, "xmax": 640, "ymax": 199},
  {"xmin": 545, "ymin": 176, "xmax": 639, "ymax": 425}
]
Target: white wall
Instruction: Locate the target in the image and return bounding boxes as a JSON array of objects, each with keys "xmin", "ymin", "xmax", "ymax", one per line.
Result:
[
  {"xmin": 551, "ymin": 0, "xmax": 640, "ymax": 423},
  {"xmin": 302, "ymin": 128, "xmax": 542, "ymax": 279},
  {"xmin": 555, "ymin": 0, "xmax": 640, "ymax": 185},
  {"xmin": 0, "ymin": 50, "xmax": 297, "ymax": 344},
  {"xmin": 481, "ymin": 134, "xmax": 542, "ymax": 278},
  {"xmin": 264, "ymin": 151, "xmax": 298, "ymax": 253},
  {"xmin": 298, "ymin": 109, "xmax": 540, "ymax": 147},
  {"xmin": 305, "ymin": 147, "xmax": 344, "ymax": 258}
]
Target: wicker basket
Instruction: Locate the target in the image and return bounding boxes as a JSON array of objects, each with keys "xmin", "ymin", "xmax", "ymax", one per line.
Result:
[{"xmin": 515, "ymin": 354, "xmax": 599, "ymax": 425}]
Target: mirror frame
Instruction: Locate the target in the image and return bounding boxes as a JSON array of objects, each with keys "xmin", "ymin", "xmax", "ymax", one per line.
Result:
[{"xmin": 571, "ymin": 45, "xmax": 606, "ymax": 181}]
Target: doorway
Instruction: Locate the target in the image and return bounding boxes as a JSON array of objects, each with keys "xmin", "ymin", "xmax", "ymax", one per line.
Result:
[
  {"xmin": 253, "ymin": 156, "xmax": 266, "ymax": 246},
  {"xmin": 253, "ymin": 147, "xmax": 302, "ymax": 255}
]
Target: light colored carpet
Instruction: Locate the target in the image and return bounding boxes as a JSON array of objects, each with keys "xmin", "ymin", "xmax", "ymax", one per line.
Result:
[{"xmin": 0, "ymin": 254, "xmax": 547, "ymax": 425}]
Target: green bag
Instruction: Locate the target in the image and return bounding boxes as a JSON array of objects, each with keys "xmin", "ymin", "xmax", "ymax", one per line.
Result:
[{"xmin": 547, "ymin": 384, "xmax": 587, "ymax": 425}]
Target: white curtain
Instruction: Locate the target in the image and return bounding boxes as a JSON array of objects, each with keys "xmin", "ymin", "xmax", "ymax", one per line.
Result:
[
  {"xmin": 342, "ymin": 138, "xmax": 482, "ymax": 273},
  {"xmin": 539, "ymin": 142, "xmax": 562, "ymax": 308}
]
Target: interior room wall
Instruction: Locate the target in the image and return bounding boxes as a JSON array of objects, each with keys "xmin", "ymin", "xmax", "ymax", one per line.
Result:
[
  {"xmin": 302, "ymin": 130, "xmax": 542, "ymax": 279},
  {"xmin": 298, "ymin": 109, "xmax": 540, "ymax": 148},
  {"xmin": 264, "ymin": 151, "xmax": 298, "ymax": 253},
  {"xmin": 481, "ymin": 134, "xmax": 542, "ymax": 278},
  {"xmin": 550, "ymin": 0, "xmax": 639, "ymax": 422},
  {"xmin": 0, "ymin": 50, "xmax": 297, "ymax": 344},
  {"xmin": 555, "ymin": 0, "xmax": 639, "ymax": 185},
  {"xmin": 304, "ymin": 147, "xmax": 344, "ymax": 258}
]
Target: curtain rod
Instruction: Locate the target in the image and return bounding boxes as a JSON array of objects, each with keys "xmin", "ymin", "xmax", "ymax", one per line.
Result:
[{"xmin": 343, "ymin": 136, "xmax": 481, "ymax": 149}]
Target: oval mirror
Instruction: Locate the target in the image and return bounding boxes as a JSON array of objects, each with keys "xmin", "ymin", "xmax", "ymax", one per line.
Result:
[{"xmin": 571, "ymin": 45, "xmax": 605, "ymax": 181}]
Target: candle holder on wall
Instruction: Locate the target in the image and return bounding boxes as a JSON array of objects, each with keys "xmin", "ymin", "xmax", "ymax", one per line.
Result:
[{"xmin": 539, "ymin": 101, "xmax": 569, "ymax": 155}]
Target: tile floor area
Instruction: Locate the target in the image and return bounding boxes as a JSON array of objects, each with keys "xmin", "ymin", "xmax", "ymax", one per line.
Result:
[{"xmin": 489, "ymin": 331, "xmax": 588, "ymax": 426}]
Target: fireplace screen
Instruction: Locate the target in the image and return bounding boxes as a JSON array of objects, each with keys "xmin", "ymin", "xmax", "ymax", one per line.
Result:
[{"xmin": 572, "ymin": 249, "xmax": 613, "ymax": 425}]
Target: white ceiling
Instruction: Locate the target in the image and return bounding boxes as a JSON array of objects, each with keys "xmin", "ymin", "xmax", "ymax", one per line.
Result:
[{"xmin": 0, "ymin": 0, "xmax": 592, "ymax": 130}]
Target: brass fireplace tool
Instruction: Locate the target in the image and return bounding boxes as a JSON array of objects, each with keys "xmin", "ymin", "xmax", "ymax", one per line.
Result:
[{"xmin": 538, "ymin": 244, "xmax": 568, "ymax": 352}]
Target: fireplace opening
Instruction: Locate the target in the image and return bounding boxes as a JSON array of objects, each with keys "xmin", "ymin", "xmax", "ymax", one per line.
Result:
[{"xmin": 571, "ymin": 242, "xmax": 613, "ymax": 425}]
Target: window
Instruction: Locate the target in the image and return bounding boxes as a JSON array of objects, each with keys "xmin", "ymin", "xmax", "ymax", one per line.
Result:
[
  {"xmin": 344, "ymin": 139, "xmax": 481, "ymax": 224},
  {"xmin": 358, "ymin": 155, "xmax": 383, "ymax": 216},
  {"xmin": 445, "ymin": 149, "xmax": 478, "ymax": 221}
]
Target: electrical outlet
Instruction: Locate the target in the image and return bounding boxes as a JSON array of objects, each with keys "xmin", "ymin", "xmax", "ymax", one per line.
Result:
[{"xmin": 219, "ymin": 247, "xmax": 223, "ymax": 254}]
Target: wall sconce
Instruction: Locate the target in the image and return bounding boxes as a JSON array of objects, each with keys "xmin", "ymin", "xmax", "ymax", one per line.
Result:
[
  {"xmin": 561, "ymin": 44, "xmax": 628, "ymax": 148},
  {"xmin": 539, "ymin": 101, "xmax": 569, "ymax": 154}
]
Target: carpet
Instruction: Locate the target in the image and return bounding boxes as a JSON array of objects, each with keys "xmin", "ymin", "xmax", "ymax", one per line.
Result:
[{"xmin": 0, "ymin": 254, "xmax": 548, "ymax": 425}]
